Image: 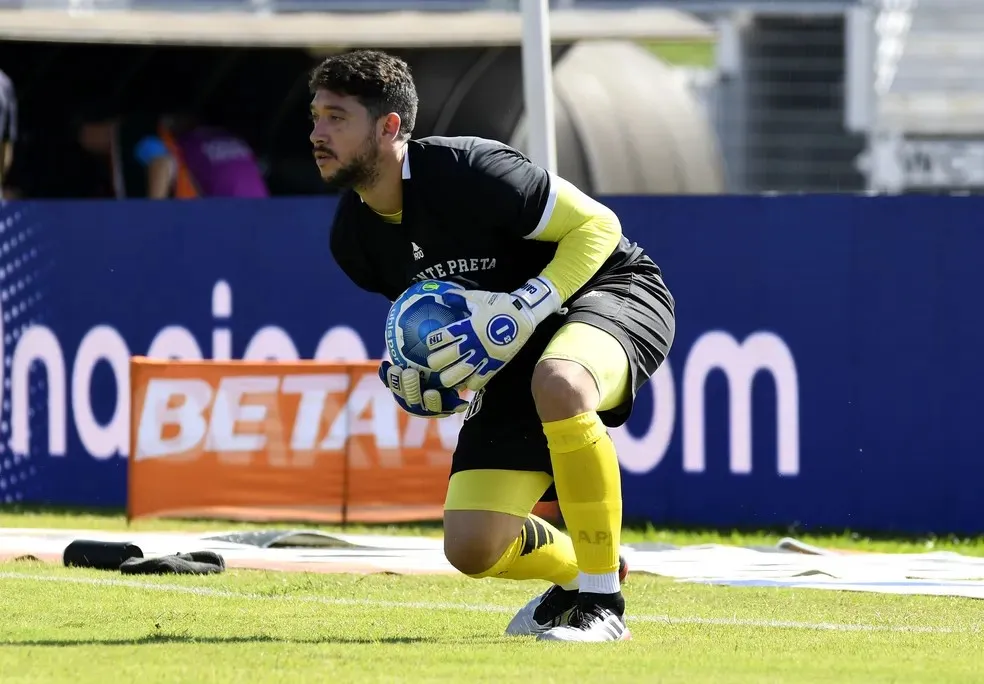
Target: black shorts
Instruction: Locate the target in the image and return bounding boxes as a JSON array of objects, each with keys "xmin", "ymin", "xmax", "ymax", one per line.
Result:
[{"xmin": 450, "ymin": 255, "xmax": 676, "ymax": 501}]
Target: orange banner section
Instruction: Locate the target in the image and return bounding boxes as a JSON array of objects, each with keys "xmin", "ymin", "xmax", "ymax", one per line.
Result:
[{"xmin": 127, "ymin": 357, "xmax": 466, "ymax": 524}]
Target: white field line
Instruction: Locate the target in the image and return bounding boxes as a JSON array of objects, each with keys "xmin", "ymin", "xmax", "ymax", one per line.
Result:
[{"xmin": 0, "ymin": 571, "xmax": 974, "ymax": 635}]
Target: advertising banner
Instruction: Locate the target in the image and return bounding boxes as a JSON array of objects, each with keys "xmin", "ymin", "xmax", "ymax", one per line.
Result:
[
  {"xmin": 128, "ymin": 358, "xmax": 460, "ymax": 523},
  {"xmin": 4, "ymin": 195, "xmax": 984, "ymax": 534}
]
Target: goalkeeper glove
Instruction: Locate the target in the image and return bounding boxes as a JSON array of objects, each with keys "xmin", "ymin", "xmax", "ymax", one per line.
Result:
[
  {"xmin": 425, "ymin": 276, "xmax": 562, "ymax": 392},
  {"xmin": 378, "ymin": 360, "xmax": 469, "ymax": 419}
]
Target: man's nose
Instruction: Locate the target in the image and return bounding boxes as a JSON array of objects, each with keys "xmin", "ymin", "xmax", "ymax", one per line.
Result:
[{"xmin": 310, "ymin": 122, "xmax": 328, "ymax": 145}]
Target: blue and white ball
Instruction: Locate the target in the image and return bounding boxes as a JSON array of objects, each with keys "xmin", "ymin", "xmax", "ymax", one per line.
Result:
[{"xmin": 385, "ymin": 280, "xmax": 470, "ymax": 380}]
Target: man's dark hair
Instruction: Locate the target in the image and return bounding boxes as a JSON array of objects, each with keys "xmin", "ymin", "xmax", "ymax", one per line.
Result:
[{"xmin": 309, "ymin": 50, "xmax": 418, "ymax": 140}]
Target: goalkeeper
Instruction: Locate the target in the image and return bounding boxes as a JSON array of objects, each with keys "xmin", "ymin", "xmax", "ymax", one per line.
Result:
[{"xmin": 319, "ymin": 50, "xmax": 675, "ymax": 643}]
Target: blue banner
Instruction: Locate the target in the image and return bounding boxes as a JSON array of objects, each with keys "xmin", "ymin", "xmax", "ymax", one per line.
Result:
[{"xmin": 2, "ymin": 195, "xmax": 982, "ymax": 534}]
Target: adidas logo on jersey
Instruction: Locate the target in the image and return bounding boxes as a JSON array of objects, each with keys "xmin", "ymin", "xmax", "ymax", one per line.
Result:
[{"xmin": 412, "ymin": 242, "xmax": 424, "ymax": 260}]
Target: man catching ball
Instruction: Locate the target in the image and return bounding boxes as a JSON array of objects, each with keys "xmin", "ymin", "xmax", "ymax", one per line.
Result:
[{"xmin": 317, "ymin": 50, "xmax": 675, "ymax": 642}]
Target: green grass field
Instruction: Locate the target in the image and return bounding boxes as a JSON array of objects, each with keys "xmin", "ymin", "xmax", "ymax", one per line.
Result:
[
  {"xmin": 4, "ymin": 504, "xmax": 984, "ymax": 555},
  {"xmin": 2, "ymin": 506, "xmax": 982, "ymax": 683},
  {"xmin": 640, "ymin": 40, "xmax": 716, "ymax": 68}
]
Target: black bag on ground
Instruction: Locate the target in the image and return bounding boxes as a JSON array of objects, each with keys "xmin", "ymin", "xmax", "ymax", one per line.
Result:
[
  {"xmin": 63, "ymin": 540, "xmax": 144, "ymax": 571},
  {"xmin": 120, "ymin": 551, "xmax": 226, "ymax": 575}
]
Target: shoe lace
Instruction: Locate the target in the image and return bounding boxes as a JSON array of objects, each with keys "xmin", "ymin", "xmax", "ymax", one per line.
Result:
[
  {"xmin": 533, "ymin": 586, "xmax": 577, "ymax": 624},
  {"xmin": 567, "ymin": 597, "xmax": 613, "ymax": 629}
]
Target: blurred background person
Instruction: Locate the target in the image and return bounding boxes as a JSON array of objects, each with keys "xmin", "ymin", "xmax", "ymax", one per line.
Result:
[
  {"xmin": 159, "ymin": 112, "xmax": 269, "ymax": 199},
  {"xmin": 0, "ymin": 68, "xmax": 17, "ymax": 198},
  {"xmin": 77, "ymin": 107, "xmax": 268, "ymax": 200}
]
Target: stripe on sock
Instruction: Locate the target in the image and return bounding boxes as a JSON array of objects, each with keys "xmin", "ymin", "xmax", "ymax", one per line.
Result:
[{"xmin": 520, "ymin": 517, "xmax": 554, "ymax": 557}]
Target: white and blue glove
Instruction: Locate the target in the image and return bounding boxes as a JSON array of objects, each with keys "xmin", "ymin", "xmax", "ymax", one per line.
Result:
[
  {"xmin": 425, "ymin": 277, "xmax": 563, "ymax": 392},
  {"xmin": 378, "ymin": 360, "xmax": 469, "ymax": 418}
]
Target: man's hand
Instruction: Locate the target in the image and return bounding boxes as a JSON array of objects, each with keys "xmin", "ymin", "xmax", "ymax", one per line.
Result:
[
  {"xmin": 378, "ymin": 360, "xmax": 468, "ymax": 418},
  {"xmin": 425, "ymin": 277, "xmax": 562, "ymax": 392}
]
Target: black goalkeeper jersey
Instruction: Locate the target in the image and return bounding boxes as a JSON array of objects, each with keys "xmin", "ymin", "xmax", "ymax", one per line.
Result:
[{"xmin": 329, "ymin": 135, "xmax": 646, "ymax": 303}]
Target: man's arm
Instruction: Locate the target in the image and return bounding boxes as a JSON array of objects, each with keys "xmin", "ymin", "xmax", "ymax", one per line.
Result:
[
  {"xmin": 423, "ymin": 144, "xmax": 622, "ymax": 391},
  {"xmin": 134, "ymin": 136, "xmax": 175, "ymax": 199},
  {"xmin": 0, "ymin": 69, "xmax": 17, "ymax": 188},
  {"xmin": 466, "ymin": 143, "xmax": 621, "ymax": 303},
  {"xmin": 147, "ymin": 157, "xmax": 175, "ymax": 199},
  {"xmin": 527, "ymin": 177, "xmax": 621, "ymax": 303},
  {"xmin": 1, "ymin": 142, "xmax": 12, "ymax": 189}
]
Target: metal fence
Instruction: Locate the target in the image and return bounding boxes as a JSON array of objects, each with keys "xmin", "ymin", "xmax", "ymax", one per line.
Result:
[
  {"xmin": 863, "ymin": 0, "xmax": 984, "ymax": 192},
  {"xmin": 6, "ymin": 0, "xmax": 984, "ymax": 193},
  {"xmin": 707, "ymin": 11, "xmax": 866, "ymax": 193}
]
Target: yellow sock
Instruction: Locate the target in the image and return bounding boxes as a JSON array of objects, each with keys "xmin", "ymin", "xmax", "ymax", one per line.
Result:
[
  {"xmin": 467, "ymin": 514, "xmax": 579, "ymax": 587},
  {"xmin": 543, "ymin": 412, "xmax": 622, "ymax": 580}
]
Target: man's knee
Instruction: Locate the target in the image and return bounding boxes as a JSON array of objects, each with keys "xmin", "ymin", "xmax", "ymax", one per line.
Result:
[
  {"xmin": 532, "ymin": 359, "xmax": 600, "ymax": 423},
  {"xmin": 443, "ymin": 510, "xmax": 522, "ymax": 577},
  {"xmin": 443, "ymin": 535, "xmax": 508, "ymax": 576}
]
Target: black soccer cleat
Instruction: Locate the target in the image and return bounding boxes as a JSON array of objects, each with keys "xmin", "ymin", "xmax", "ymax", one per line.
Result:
[
  {"xmin": 504, "ymin": 554, "xmax": 629, "ymax": 636},
  {"xmin": 537, "ymin": 592, "xmax": 631, "ymax": 642}
]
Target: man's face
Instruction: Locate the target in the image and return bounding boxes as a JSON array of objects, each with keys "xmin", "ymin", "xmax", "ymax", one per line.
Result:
[
  {"xmin": 309, "ymin": 89, "xmax": 381, "ymax": 190},
  {"xmin": 78, "ymin": 120, "xmax": 115, "ymax": 155}
]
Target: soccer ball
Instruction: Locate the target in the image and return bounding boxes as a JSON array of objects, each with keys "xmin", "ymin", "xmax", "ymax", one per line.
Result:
[{"xmin": 385, "ymin": 280, "xmax": 470, "ymax": 381}]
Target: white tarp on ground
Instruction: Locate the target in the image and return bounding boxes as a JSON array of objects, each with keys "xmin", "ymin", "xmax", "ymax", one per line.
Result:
[
  {"xmin": 3, "ymin": 528, "xmax": 984, "ymax": 599},
  {"xmin": 624, "ymin": 538, "xmax": 984, "ymax": 599}
]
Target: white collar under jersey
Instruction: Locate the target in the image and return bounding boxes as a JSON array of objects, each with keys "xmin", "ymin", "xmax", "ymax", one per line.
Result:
[{"xmin": 401, "ymin": 143, "xmax": 411, "ymax": 179}]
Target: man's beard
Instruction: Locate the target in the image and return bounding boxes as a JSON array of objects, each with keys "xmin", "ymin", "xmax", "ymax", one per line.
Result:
[{"xmin": 322, "ymin": 136, "xmax": 380, "ymax": 191}]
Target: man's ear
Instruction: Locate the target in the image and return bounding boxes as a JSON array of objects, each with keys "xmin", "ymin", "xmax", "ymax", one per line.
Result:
[{"xmin": 381, "ymin": 113, "xmax": 402, "ymax": 140}]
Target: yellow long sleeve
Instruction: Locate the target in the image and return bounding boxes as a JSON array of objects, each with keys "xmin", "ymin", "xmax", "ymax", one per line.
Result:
[{"xmin": 529, "ymin": 176, "xmax": 622, "ymax": 302}]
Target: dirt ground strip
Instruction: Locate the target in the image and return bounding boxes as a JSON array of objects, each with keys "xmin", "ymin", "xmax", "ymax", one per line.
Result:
[
  {"xmin": 0, "ymin": 549, "xmax": 459, "ymax": 575},
  {"xmin": 0, "ymin": 528, "xmax": 461, "ymax": 576}
]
